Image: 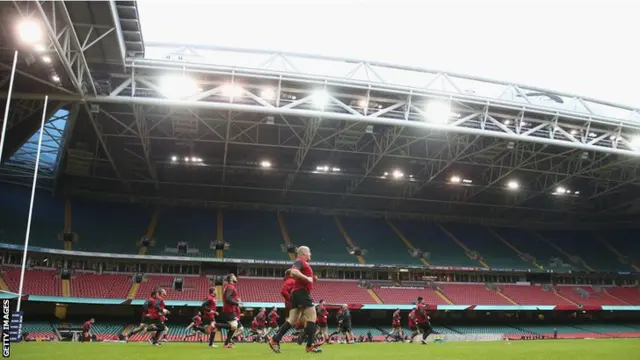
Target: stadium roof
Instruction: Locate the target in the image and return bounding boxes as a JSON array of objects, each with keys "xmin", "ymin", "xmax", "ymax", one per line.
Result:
[{"xmin": 1, "ymin": 1, "xmax": 640, "ymax": 228}]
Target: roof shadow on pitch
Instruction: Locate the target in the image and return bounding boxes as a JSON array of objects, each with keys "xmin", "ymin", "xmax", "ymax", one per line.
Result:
[{"xmin": 6, "ymin": 109, "xmax": 69, "ymax": 174}]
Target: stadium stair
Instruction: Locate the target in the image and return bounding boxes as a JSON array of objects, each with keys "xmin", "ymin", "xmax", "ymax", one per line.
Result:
[
  {"xmin": 386, "ymin": 220, "xmax": 430, "ymax": 266},
  {"xmin": 597, "ymin": 235, "xmax": 640, "ymax": 272},
  {"xmin": 127, "ymin": 282, "xmax": 140, "ymax": 300},
  {"xmin": 495, "ymin": 289, "xmax": 517, "ymax": 305},
  {"xmin": 437, "ymin": 224, "xmax": 490, "ymax": 269},
  {"xmin": 334, "ymin": 216, "xmax": 365, "ymax": 264},
  {"xmin": 216, "ymin": 210, "xmax": 224, "ymax": 259},
  {"xmin": 0, "ymin": 276, "xmax": 9, "ymax": 292},
  {"xmin": 367, "ymin": 289, "xmax": 383, "ymax": 304},
  {"xmin": 139, "ymin": 208, "xmax": 159, "ymax": 255},
  {"xmin": 602, "ymin": 290, "xmax": 631, "ymax": 305},
  {"xmin": 64, "ymin": 197, "xmax": 72, "ymax": 250},
  {"xmin": 277, "ymin": 212, "xmax": 295, "ymax": 260},
  {"xmin": 435, "ymin": 289, "xmax": 454, "ymax": 305},
  {"xmin": 532, "ymin": 231, "xmax": 595, "ymax": 272},
  {"xmin": 62, "ymin": 279, "xmax": 71, "ymax": 297},
  {"xmin": 487, "ymin": 228, "xmax": 542, "ymax": 270},
  {"xmin": 215, "ymin": 284, "xmax": 223, "ymax": 300},
  {"xmin": 553, "ymin": 289, "xmax": 579, "ymax": 306}
]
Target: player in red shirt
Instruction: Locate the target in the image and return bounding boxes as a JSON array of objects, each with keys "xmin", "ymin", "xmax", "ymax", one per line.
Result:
[
  {"xmin": 221, "ymin": 274, "xmax": 242, "ymax": 348},
  {"xmin": 201, "ymin": 287, "xmax": 219, "ymax": 347},
  {"xmin": 149, "ymin": 288, "xmax": 170, "ymax": 346},
  {"xmin": 269, "ymin": 246, "xmax": 323, "ymax": 353},
  {"xmin": 125, "ymin": 290, "xmax": 157, "ymax": 340},
  {"xmin": 281, "ymin": 270, "xmax": 296, "ymax": 312},
  {"xmin": 408, "ymin": 309, "xmax": 417, "ymax": 338},
  {"xmin": 184, "ymin": 312, "xmax": 205, "ymax": 342},
  {"xmin": 81, "ymin": 318, "xmax": 95, "ymax": 342},
  {"xmin": 315, "ymin": 300, "xmax": 329, "ymax": 343},
  {"xmin": 267, "ymin": 307, "xmax": 279, "ymax": 336},
  {"xmin": 414, "ymin": 296, "xmax": 432, "ymax": 344},
  {"xmin": 387, "ymin": 308, "xmax": 403, "ymax": 342}
]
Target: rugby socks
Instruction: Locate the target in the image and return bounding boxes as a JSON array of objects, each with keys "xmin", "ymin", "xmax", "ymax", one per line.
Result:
[
  {"xmin": 209, "ymin": 331, "xmax": 216, "ymax": 346},
  {"xmin": 224, "ymin": 327, "xmax": 236, "ymax": 345},
  {"xmin": 272, "ymin": 321, "xmax": 292, "ymax": 343},
  {"xmin": 304, "ymin": 321, "xmax": 316, "ymax": 347}
]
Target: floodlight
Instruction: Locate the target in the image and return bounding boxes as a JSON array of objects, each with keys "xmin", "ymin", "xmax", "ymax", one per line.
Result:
[
  {"xmin": 260, "ymin": 160, "xmax": 272, "ymax": 168},
  {"xmin": 631, "ymin": 136, "xmax": 640, "ymax": 148},
  {"xmin": 18, "ymin": 20, "xmax": 43, "ymax": 45},
  {"xmin": 159, "ymin": 75, "xmax": 198, "ymax": 99},
  {"xmin": 34, "ymin": 44, "xmax": 46, "ymax": 52},
  {"xmin": 191, "ymin": 157, "xmax": 197, "ymax": 162},
  {"xmin": 358, "ymin": 99, "xmax": 368, "ymax": 108},
  {"xmin": 450, "ymin": 176, "xmax": 461, "ymax": 183},
  {"xmin": 570, "ymin": 129, "xmax": 578, "ymax": 135},
  {"xmin": 504, "ymin": 120, "xmax": 511, "ymax": 125},
  {"xmin": 383, "ymin": 172, "xmax": 389, "ymax": 176},
  {"xmin": 462, "ymin": 179, "xmax": 472, "ymax": 184},
  {"xmin": 51, "ymin": 75, "xmax": 60, "ymax": 82},
  {"xmin": 42, "ymin": 56, "xmax": 51, "ymax": 64},
  {"xmin": 575, "ymin": 191, "xmax": 580, "ymax": 195},
  {"xmin": 184, "ymin": 157, "xmax": 190, "ymax": 162},
  {"xmin": 556, "ymin": 186, "xmax": 566, "ymax": 194},
  {"xmin": 332, "ymin": 167, "xmax": 340, "ymax": 172},
  {"xmin": 312, "ymin": 90, "xmax": 330, "ymax": 108},
  {"xmin": 260, "ymin": 87, "xmax": 276, "ymax": 100},
  {"xmin": 425, "ymin": 100, "xmax": 452, "ymax": 123},
  {"xmin": 221, "ymin": 83, "xmax": 244, "ymax": 98},
  {"xmin": 171, "ymin": 156, "xmax": 178, "ymax": 162},
  {"xmin": 392, "ymin": 170, "xmax": 404, "ymax": 179},
  {"xmin": 507, "ymin": 180, "xmax": 519, "ymax": 190}
]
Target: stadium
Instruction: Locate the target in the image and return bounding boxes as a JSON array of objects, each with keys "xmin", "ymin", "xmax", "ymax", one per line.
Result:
[{"xmin": 0, "ymin": 0, "xmax": 639, "ymax": 359}]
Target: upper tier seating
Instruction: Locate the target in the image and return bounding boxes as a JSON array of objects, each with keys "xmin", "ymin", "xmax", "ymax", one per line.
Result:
[
  {"xmin": 540, "ymin": 230, "xmax": 624, "ymax": 272},
  {"xmin": 153, "ymin": 207, "xmax": 217, "ymax": 257},
  {"xmin": 223, "ymin": 211, "xmax": 286, "ymax": 260},
  {"xmin": 439, "ymin": 283, "xmax": 511, "ymax": 305},
  {"xmin": 71, "ymin": 272, "xmax": 131, "ymax": 298},
  {"xmin": 444, "ymin": 225, "xmax": 530, "ymax": 270},
  {"xmin": 283, "ymin": 213, "xmax": 355, "ymax": 263},
  {"xmin": 338, "ymin": 217, "xmax": 418, "ymax": 265},
  {"xmin": 391, "ymin": 220, "xmax": 478, "ymax": 267},
  {"xmin": 2, "ymin": 266, "xmax": 60, "ymax": 296},
  {"xmin": 492, "ymin": 227, "xmax": 575, "ymax": 270}
]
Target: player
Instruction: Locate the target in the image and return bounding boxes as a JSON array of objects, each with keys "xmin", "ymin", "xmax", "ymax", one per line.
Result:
[
  {"xmin": 293, "ymin": 320, "xmax": 306, "ymax": 345},
  {"xmin": 256, "ymin": 308, "xmax": 268, "ymax": 340},
  {"xmin": 269, "ymin": 246, "xmax": 323, "ymax": 353},
  {"xmin": 266, "ymin": 307, "xmax": 279, "ymax": 337},
  {"xmin": 414, "ymin": 296, "xmax": 432, "ymax": 344},
  {"xmin": 339, "ymin": 304, "xmax": 354, "ymax": 344},
  {"xmin": 183, "ymin": 312, "xmax": 205, "ymax": 342},
  {"xmin": 148, "ymin": 288, "xmax": 170, "ymax": 346},
  {"xmin": 280, "ymin": 269, "xmax": 296, "ymax": 313},
  {"xmin": 315, "ymin": 300, "xmax": 329, "ymax": 343},
  {"xmin": 201, "ymin": 287, "xmax": 219, "ymax": 347},
  {"xmin": 387, "ymin": 308, "xmax": 403, "ymax": 341},
  {"xmin": 408, "ymin": 308, "xmax": 418, "ymax": 339},
  {"xmin": 81, "ymin": 318, "xmax": 95, "ymax": 342},
  {"xmin": 125, "ymin": 290, "xmax": 157, "ymax": 340},
  {"xmin": 220, "ymin": 274, "xmax": 242, "ymax": 348},
  {"xmin": 327, "ymin": 307, "xmax": 343, "ymax": 344}
]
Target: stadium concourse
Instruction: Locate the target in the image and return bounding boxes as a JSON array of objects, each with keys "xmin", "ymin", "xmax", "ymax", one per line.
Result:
[{"xmin": 1, "ymin": 0, "xmax": 640, "ymax": 354}]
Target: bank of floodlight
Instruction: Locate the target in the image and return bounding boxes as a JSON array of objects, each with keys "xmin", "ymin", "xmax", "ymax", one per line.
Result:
[
  {"xmin": 312, "ymin": 90, "xmax": 330, "ymax": 108},
  {"xmin": 260, "ymin": 160, "xmax": 272, "ymax": 168},
  {"xmin": 18, "ymin": 20, "xmax": 43, "ymax": 45},
  {"xmin": 159, "ymin": 75, "xmax": 199, "ymax": 99},
  {"xmin": 221, "ymin": 83, "xmax": 244, "ymax": 99},
  {"xmin": 260, "ymin": 87, "xmax": 276, "ymax": 100},
  {"xmin": 507, "ymin": 180, "xmax": 519, "ymax": 190},
  {"xmin": 425, "ymin": 100, "xmax": 457, "ymax": 123}
]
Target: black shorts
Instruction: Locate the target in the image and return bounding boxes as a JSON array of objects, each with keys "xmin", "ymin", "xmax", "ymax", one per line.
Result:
[
  {"xmin": 317, "ymin": 322, "xmax": 327, "ymax": 328},
  {"xmin": 418, "ymin": 322, "xmax": 432, "ymax": 332},
  {"xmin": 341, "ymin": 323, "xmax": 352, "ymax": 332},
  {"xmin": 290, "ymin": 289, "xmax": 314, "ymax": 309},
  {"xmin": 409, "ymin": 326, "xmax": 417, "ymax": 331},
  {"xmin": 140, "ymin": 315, "xmax": 152, "ymax": 325},
  {"xmin": 217, "ymin": 312, "xmax": 238, "ymax": 323}
]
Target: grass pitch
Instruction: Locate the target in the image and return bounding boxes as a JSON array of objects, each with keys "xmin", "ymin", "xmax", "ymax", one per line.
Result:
[{"xmin": 10, "ymin": 339, "xmax": 640, "ymax": 360}]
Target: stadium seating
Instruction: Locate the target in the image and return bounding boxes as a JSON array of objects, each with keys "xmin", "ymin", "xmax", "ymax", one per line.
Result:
[
  {"xmin": 239, "ymin": 277, "xmax": 373, "ymax": 304},
  {"xmin": 450, "ymin": 325, "xmax": 529, "ymax": 334},
  {"xmin": 444, "ymin": 225, "xmax": 530, "ymax": 270},
  {"xmin": 2, "ymin": 266, "xmax": 61, "ymax": 296},
  {"xmin": 222, "ymin": 211, "xmax": 286, "ymax": 260},
  {"xmin": 554, "ymin": 285, "xmax": 628, "ymax": 306},
  {"xmin": 23, "ymin": 322, "xmax": 56, "ymax": 341},
  {"xmin": 283, "ymin": 213, "xmax": 355, "ymax": 263},
  {"xmin": 338, "ymin": 217, "xmax": 418, "ymax": 265},
  {"xmin": 372, "ymin": 286, "xmax": 448, "ymax": 305},
  {"xmin": 540, "ymin": 230, "xmax": 622, "ymax": 272},
  {"xmin": 71, "ymin": 272, "xmax": 131, "ymax": 298},
  {"xmin": 499, "ymin": 284, "xmax": 571, "ymax": 305},
  {"xmin": 391, "ymin": 220, "xmax": 478, "ymax": 267},
  {"xmin": 135, "ymin": 275, "xmax": 210, "ymax": 300},
  {"xmin": 439, "ymin": 283, "xmax": 511, "ymax": 305},
  {"xmin": 606, "ymin": 287, "xmax": 640, "ymax": 305},
  {"xmin": 153, "ymin": 206, "xmax": 217, "ymax": 257},
  {"xmin": 0, "ymin": 185, "xmax": 63, "ymax": 249},
  {"xmin": 598, "ymin": 230, "xmax": 640, "ymax": 267},
  {"xmin": 491, "ymin": 227, "xmax": 575, "ymax": 270}
]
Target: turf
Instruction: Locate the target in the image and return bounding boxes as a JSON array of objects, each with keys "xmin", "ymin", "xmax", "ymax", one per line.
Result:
[{"xmin": 9, "ymin": 339, "xmax": 640, "ymax": 360}]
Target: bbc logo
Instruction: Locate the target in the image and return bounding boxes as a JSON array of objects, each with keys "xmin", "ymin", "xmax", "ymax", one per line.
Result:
[{"xmin": 2, "ymin": 299, "xmax": 10, "ymax": 358}]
